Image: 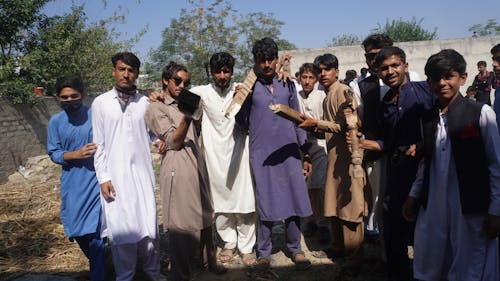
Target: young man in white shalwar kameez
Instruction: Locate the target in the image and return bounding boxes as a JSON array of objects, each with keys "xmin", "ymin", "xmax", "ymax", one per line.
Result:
[
  {"xmin": 190, "ymin": 52, "xmax": 257, "ymax": 266},
  {"xmin": 403, "ymin": 49, "xmax": 500, "ymax": 281},
  {"xmin": 92, "ymin": 52, "xmax": 165, "ymax": 281}
]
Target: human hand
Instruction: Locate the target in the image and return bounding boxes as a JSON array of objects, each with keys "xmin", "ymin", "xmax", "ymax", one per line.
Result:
[
  {"xmin": 405, "ymin": 144, "xmax": 417, "ymax": 157},
  {"xmin": 298, "ymin": 116, "xmax": 318, "ymax": 130},
  {"xmin": 278, "ymin": 71, "xmax": 293, "ymax": 82},
  {"xmin": 485, "ymin": 214, "xmax": 500, "ymax": 238},
  {"xmin": 303, "ymin": 157, "xmax": 313, "ymax": 178},
  {"xmin": 100, "ymin": 181, "xmax": 116, "ymax": 202},
  {"xmin": 148, "ymin": 90, "xmax": 164, "ymax": 102},
  {"xmin": 402, "ymin": 196, "xmax": 418, "ymax": 221},
  {"xmin": 77, "ymin": 143, "xmax": 97, "ymax": 159},
  {"xmin": 154, "ymin": 140, "xmax": 167, "ymax": 154}
]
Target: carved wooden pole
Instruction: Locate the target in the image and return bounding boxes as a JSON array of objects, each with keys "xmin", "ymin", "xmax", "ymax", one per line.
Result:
[{"xmin": 344, "ymin": 92, "xmax": 364, "ymax": 179}]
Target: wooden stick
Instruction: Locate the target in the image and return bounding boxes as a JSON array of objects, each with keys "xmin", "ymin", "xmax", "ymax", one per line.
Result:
[
  {"xmin": 224, "ymin": 68, "xmax": 257, "ymax": 118},
  {"xmin": 268, "ymin": 103, "xmax": 305, "ymax": 125}
]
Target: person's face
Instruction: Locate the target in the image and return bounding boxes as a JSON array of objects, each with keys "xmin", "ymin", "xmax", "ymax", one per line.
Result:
[
  {"xmin": 427, "ymin": 71, "xmax": 467, "ymax": 105},
  {"xmin": 300, "ymin": 70, "xmax": 318, "ymax": 94},
  {"xmin": 254, "ymin": 56, "xmax": 277, "ymax": 78},
  {"xmin": 492, "ymin": 51, "xmax": 500, "ymax": 79},
  {"xmin": 211, "ymin": 66, "xmax": 233, "ymax": 90},
  {"xmin": 164, "ymin": 70, "xmax": 190, "ymax": 99},
  {"xmin": 377, "ymin": 55, "xmax": 408, "ymax": 90},
  {"xmin": 57, "ymin": 87, "xmax": 82, "ymax": 102},
  {"xmin": 478, "ymin": 64, "xmax": 487, "ymax": 73},
  {"xmin": 318, "ymin": 64, "xmax": 338, "ymax": 89},
  {"xmin": 112, "ymin": 60, "xmax": 138, "ymax": 89},
  {"xmin": 364, "ymin": 45, "xmax": 381, "ymax": 73}
]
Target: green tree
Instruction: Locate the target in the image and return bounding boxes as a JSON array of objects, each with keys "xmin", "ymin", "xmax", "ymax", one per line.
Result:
[
  {"xmin": 469, "ymin": 19, "xmax": 500, "ymax": 36},
  {"xmin": 373, "ymin": 17, "xmax": 437, "ymax": 42},
  {"xmin": 146, "ymin": 0, "xmax": 296, "ymax": 86},
  {"xmin": 328, "ymin": 34, "xmax": 361, "ymax": 47},
  {"xmin": 25, "ymin": 6, "xmax": 121, "ymax": 95}
]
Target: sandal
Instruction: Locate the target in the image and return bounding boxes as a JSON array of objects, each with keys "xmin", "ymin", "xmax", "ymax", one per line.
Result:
[
  {"xmin": 292, "ymin": 252, "xmax": 311, "ymax": 271},
  {"xmin": 240, "ymin": 252, "xmax": 257, "ymax": 266},
  {"xmin": 217, "ymin": 248, "xmax": 236, "ymax": 263}
]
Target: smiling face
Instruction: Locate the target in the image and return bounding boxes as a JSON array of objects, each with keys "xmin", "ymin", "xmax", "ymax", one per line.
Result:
[
  {"xmin": 378, "ymin": 55, "xmax": 408, "ymax": 91},
  {"xmin": 427, "ymin": 70, "xmax": 467, "ymax": 106},
  {"xmin": 164, "ymin": 70, "xmax": 190, "ymax": 99},
  {"xmin": 112, "ymin": 60, "xmax": 138, "ymax": 89}
]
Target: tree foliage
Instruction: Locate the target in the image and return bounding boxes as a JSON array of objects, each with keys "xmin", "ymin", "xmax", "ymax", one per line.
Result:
[
  {"xmin": 328, "ymin": 34, "xmax": 361, "ymax": 47},
  {"xmin": 373, "ymin": 17, "xmax": 437, "ymax": 42},
  {"xmin": 146, "ymin": 0, "xmax": 296, "ymax": 85},
  {"xmin": 0, "ymin": 1, "xmax": 131, "ymax": 104},
  {"xmin": 469, "ymin": 19, "xmax": 500, "ymax": 36}
]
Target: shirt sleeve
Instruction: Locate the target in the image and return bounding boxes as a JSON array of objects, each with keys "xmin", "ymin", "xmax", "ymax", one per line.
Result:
[
  {"xmin": 480, "ymin": 105, "xmax": 500, "ymax": 216},
  {"xmin": 47, "ymin": 116, "xmax": 68, "ymax": 166},
  {"xmin": 409, "ymin": 159, "xmax": 425, "ymax": 198},
  {"xmin": 145, "ymin": 102, "xmax": 176, "ymax": 149},
  {"xmin": 92, "ymin": 99, "xmax": 112, "ymax": 184}
]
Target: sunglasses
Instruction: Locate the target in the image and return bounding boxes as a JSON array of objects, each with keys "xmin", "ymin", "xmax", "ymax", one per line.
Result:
[{"xmin": 171, "ymin": 77, "xmax": 190, "ymax": 87}]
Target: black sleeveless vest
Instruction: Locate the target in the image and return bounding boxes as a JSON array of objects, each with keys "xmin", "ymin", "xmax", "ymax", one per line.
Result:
[{"xmin": 420, "ymin": 94, "xmax": 490, "ymax": 214}]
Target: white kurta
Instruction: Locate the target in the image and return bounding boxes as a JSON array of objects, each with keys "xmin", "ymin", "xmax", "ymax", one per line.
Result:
[
  {"xmin": 297, "ymin": 88, "xmax": 328, "ymax": 190},
  {"xmin": 92, "ymin": 89, "xmax": 157, "ymax": 245},
  {"xmin": 191, "ymin": 83, "xmax": 255, "ymax": 214},
  {"xmin": 410, "ymin": 105, "xmax": 500, "ymax": 281}
]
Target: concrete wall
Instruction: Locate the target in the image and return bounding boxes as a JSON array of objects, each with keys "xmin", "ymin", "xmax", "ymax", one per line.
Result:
[{"xmin": 286, "ymin": 36, "xmax": 500, "ymax": 95}]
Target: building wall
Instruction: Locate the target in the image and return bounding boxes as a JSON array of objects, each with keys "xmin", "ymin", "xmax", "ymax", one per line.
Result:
[{"xmin": 286, "ymin": 36, "xmax": 500, "ymax": 95}]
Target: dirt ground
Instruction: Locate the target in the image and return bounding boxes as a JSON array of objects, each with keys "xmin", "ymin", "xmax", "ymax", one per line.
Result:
[{"xmin": 0, "ymin": 157, "xmax": 389, "ymax": 281}]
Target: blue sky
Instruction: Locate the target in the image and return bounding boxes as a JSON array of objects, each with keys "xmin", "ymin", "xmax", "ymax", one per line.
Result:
[{"xmin": 43, "ymin": 0, "xmax": 500, "ymax": 61}]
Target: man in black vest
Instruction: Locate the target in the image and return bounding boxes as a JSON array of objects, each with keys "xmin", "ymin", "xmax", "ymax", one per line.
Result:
[{"xmin": 403, "ymin": 49, "xmax": 500, "ymax": 280}]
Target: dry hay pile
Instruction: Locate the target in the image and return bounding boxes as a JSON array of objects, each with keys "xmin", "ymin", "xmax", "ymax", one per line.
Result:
[{"xmin": 0, "ymin": 180, "xmax": 88, "ymax": 280}]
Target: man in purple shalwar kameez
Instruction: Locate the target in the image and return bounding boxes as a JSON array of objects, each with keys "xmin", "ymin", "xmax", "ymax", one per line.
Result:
[{"xmin": 238, "ymin": 37, "xmax": 313, "ymax": 271}]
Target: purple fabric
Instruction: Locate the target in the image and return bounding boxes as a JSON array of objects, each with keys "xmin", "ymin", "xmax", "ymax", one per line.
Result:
[
  {"xmin": 257, "ymin": 217, "xmax": 302, "ymax": 258},
  {"xmin": 246, "ymin": 77, "xmax": 312, "ymax": 221}
]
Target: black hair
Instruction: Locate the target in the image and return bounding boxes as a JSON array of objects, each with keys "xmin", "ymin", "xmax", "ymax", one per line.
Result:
[
  {"xmin": 374, "ymin": 46, "xmax": 406, "ymax": 68},
  {"xmin": 209, "ymin": 52, "xmax": 235, "ymax": 73},
  {"xmin": 491, "ymin": 44, "xmax": 500, "ymax": 55},
  {"xmin": 299, "ymin": 63, "xmax": 320, "ymax": 76},
  {"xmin": 112, "ymin": 52, "xmax": 141, "ymax": 71},
  {"xmin": 466, "ymin": 86, "xmax": 476, "ymax": 93},
  {"xmin": 161, "ymin": 61, "xmax": 189, "ymax": 90},
  {"xmin": 313, "ymin": 53, "xmax": 339, "ymax": 69},
  {"xmin": 252, "ymin": 37, "xmax": 278, "ymax": 60},
  {"xmin": 477, "ymin": 60, "xmax": 487, "ymax": 67},
  {"xmin": 424, "ymin": 49, "xmax": 467, "ymax": 81},
  {"xmin": 55, "ymin": 76, "xmax": 84, "ymax": 96},
  {"xmin": 361, "ymin": 33, "xmax": 393, "ymax": 51}
]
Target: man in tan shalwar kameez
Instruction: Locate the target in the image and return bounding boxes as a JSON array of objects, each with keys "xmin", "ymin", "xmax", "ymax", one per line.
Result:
[
  {"xmin": 145, "ymin": 62, "xmax": 226, "ymax": 281},
  {"xmin": 300, "ymin": 53, "xmax": 367, "ymax": 262}
]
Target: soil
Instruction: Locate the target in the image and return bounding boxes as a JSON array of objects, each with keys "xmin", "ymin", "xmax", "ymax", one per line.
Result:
[{"xmin": 0, "ymin": 155, "xmax": 388, "ymax": 281}]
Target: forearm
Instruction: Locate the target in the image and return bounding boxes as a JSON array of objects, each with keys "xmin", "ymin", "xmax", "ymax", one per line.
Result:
[{"xmin": 170, "ymin": 116, "xmax": 192, "ymax": 150}]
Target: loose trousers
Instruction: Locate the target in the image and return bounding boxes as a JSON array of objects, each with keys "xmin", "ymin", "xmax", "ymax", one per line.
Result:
[{"xmin": 215, "ymin": 212, "xmax": 256, "ymax": 254}]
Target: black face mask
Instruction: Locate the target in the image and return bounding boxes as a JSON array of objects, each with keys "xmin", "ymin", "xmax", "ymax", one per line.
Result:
[{"xmin": 60, "ymin": 99, "xmax": 83, "ymax": 113}]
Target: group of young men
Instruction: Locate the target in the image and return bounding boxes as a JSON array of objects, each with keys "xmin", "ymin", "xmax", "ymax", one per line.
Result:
[{"xmin": 47, "ymin": 34, "xmax": 500, "ymax": 281}]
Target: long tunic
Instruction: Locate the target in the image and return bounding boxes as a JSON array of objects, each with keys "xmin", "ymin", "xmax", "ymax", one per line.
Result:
[
  {"xmin": 47, "ymin": 106, "xmax": 101, "ymax": 238},
  {"xmin": 240, "ymin": 77, "xmax": 312, "ymax": 221},
  {"xmin": 410, "ymin": 105, "xmax": 500, "ymax": 281},
  {"xmin": 317, "ymin": 81, "xmax": 367, "ymax": 223},
  {"xmin": 92, "ymin": 89, "xmax": 157, "ymax": 245},
  {"xmin": 297, "ymin": 88, "xmax": 328, "ymax": 190},
  {"xmin": 145, "ymin": 95, "xmax": 214, "ymax": 232},
  {"xmin": 190, "ymin": 83, "xmax": 255, "ymax": 214}
]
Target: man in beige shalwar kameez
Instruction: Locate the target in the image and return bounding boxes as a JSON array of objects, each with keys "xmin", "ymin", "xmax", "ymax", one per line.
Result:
[
  {"xmin": 145, "ymin": 62, "xmax": 225, "ymax": 281},
  {"xmin": 300, "ymin": 54, "xmax": 367, "ymax": 262}
]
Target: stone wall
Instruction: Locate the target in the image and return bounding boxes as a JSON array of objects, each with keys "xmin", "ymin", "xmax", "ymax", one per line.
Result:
[
  {"xmin": 286, "ymin": 36, "xmax": 500, "ymax": 96},
  {"xmin": 0, "ymin": 96, "xmax": 92, "ymax": 183}
]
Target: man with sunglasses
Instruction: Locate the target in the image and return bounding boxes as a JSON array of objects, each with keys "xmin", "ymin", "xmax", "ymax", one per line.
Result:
[{"xmin": 92, "ymin": 52, "xmax": 165, "ymax": 281}]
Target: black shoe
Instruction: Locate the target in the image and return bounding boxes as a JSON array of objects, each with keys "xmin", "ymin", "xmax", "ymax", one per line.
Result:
[
  {"xmin": 303, "ymin": 222, "xmax": 318, "ymax": 237},
  {"xmin": 318, "ymin": 226, "xmax": 330, "ymax": 244}
]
